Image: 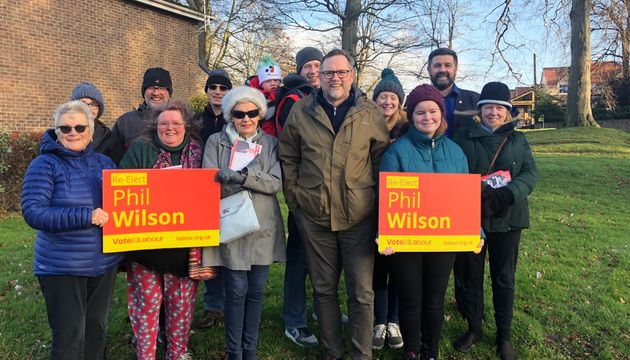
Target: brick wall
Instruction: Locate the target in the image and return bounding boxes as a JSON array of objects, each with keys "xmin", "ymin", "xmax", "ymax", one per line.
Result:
[{"xmin": 0, "ymin": 0, "xmax": 206, "ymax": 132}]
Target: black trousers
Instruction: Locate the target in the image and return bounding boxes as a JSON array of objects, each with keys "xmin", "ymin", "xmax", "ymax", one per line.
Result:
[
  {"xmin": 389, "ymin": 252, "xmax": 456, "ymax": 356},
  {"xmin": 453, "ymin": 229, "xmax": 521, "ymax": 342},
  {"xmin": 38, "ymin": 267, "xmax": 118, "ymax": 360}
]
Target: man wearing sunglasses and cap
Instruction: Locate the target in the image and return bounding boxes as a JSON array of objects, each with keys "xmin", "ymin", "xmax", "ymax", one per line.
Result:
[
  {"xmin": 109, "ymin": 67, "xmax": 173, "ymax": 164},
  {"xmin": 190, "ymin": 69, "xmax": 233, "ymax": 330},
  {"xmin": 191, "ymin": 68, "xmax": 233, "ymax": 145}
]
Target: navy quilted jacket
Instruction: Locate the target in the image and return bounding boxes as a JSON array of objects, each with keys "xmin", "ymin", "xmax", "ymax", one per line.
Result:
[{"xmin": 22, "ymin": 129, "xmax": 122, "ymax": 276}]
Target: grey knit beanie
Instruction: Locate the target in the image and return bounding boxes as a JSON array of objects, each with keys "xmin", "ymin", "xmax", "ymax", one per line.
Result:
[
  {"xmin": 221, "ymin": 86, "xmax": 267, "ymax": 123},
  {"xmin": 70, "ymin": 81, "xmax": 104, "ymax": 120},
  {"xmin": 372, "ymin": 68, "xmax": 405, "ymax": 103},
  {"xmin": 296, "ymin": 47, "xmax": 324, "ymax": 73}
]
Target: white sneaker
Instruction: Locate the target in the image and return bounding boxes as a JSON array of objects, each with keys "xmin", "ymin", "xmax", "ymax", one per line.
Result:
[
  {"xmin": 372, "ymin": 324, "xmax": 386, "ymax": 350},
  {"xmin": 386, "ymin": 322, "xmax": 404, "ymax": 349}
]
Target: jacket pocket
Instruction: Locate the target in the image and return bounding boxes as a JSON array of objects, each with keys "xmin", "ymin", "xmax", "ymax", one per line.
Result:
[
  {"xmin": 345, "ymin": 178, "xmax": 376, "ymax": 223},
  {"xmin": 296, "ymin": 176, "xmax": 328, "ymax": 220}
]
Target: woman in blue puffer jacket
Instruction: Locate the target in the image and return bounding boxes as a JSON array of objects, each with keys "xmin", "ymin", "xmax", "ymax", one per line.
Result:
[
  {"xmin": 21, "ymin": 101, "xmax": 122, "ymax": 360},
  {"xmin": 379, "ymin": 84, "xmax": 480, "ymax": 360}
]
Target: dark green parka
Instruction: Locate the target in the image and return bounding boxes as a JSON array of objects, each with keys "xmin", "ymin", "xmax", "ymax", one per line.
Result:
[{"xmin": 453, "ymin": 121, "xmax": 537, "ymax": 233}]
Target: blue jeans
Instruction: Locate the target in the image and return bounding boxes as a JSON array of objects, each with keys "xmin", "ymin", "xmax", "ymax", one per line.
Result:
[
  {"xmin": 223, "ymin": 265, "xmax": 270, "ymax": 360},
  {"xmin": 203, "ymin": 267, "xmax": 224, "ymax": 311},
  {"xmin": 282, "ymin": 212, "xmax": 317, "ymax": 329},
  {"xmin": 373, "ymin": 252, "xmax": 399, "ymax": 325}
]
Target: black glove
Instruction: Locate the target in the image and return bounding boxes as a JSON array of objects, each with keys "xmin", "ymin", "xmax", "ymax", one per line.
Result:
[
  {"xmin": 215, "ymin": 168, "xmax": 246, "ymax": 185},
  {"xmin": 483, "ymin": 187, "xmax": 515, "ymax": 214}
]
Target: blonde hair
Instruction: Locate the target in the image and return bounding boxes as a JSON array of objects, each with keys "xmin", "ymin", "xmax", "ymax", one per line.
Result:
[{"xmin": 474, "ymin": 107, "xmax": 513, "ymax": 125}]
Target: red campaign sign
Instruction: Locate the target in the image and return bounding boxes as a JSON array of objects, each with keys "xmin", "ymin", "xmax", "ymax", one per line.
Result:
[
  {"xmin": 102, "ymin": 169, "xmax": 220, "ymax": 252},
  {"xmin": 378, "ymin": 172, "xmax": 482, "ymax": 252}
]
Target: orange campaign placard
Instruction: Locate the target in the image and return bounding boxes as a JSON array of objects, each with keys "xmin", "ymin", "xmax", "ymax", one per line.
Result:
[
  {"xmin": 378, "ymin": 172, "xmax": 482, "ymax": 252},
  {"xmin": 102, "ymin": 169, "xmax": 220, "ymax": 253}
]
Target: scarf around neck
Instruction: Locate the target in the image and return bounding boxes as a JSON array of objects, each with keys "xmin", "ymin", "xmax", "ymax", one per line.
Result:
[{"xmin": 152, "ymin": 132, "xmax": 202, "ymax": 169}]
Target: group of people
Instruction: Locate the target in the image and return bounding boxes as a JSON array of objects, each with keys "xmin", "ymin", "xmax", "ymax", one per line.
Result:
[{"xmin": 21, "ymin": 46, "xmax": 537, "ymax": 360}]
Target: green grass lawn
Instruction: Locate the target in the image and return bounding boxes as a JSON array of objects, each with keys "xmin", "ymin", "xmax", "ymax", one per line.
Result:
[{"xmin": 1, "ymin": 127, "xmax": 629, "ymax": 359}]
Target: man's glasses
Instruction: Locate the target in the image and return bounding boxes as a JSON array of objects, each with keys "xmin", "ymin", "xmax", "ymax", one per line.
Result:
[
  {"xmin": 57, "ymin": 125, "xmax": 88, "ymax": 134},
  {"xmin": 232, "ymin": 109, "xmax": 260, "ymax": 119},
  {"xmin": 147, "ymin": 86, "xmax": 169, "ymax": 94},
  {"xmin": 208, "ymin": 84, "xmax": 229, "ymax": 91},
  {"xmin": 320, "ymin": 70, "xmax": 351, "ymax": 79}
]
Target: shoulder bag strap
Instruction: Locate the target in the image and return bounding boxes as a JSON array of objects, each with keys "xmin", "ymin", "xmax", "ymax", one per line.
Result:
[{"xmin": 486, "ymin": 136, "xmax": 509, "ymax": 175}]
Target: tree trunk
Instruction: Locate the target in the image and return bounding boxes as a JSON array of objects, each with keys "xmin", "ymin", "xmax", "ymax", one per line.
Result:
[
  {"xmin": 623, "ymin": 1, "xmax": 630, "ymax": 78},
  {"xmin": 341, "ymin": 0, "xmax": 361, "ymax": 61},
  {"xmin": 565, "ymin": 0, "xmax": 600, "ymax": 127}
]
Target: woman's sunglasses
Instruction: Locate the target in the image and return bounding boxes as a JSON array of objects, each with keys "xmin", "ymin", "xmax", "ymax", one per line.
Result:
[
  {"xmin": 208, "ymin": 84, "xmax": 229, "ymax": 91},
  {"xmin": 232, "ymin": 109, "xmax": 260, "ymax": 119},
  {"xmin": 57, "ymin": 125, "xmax": 88, "ymax": 134}
]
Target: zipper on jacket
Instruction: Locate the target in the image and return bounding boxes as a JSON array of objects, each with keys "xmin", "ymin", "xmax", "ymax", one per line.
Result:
[{"xmin": 432, "ymin": 139, "xmax": 435, "ymax": 148}]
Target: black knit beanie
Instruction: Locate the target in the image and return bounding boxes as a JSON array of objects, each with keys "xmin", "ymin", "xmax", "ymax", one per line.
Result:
[
  {"xmin": 205, "ymin": 68, "xmax": 233, "ymax": 92},
  {"xmin": 477, "ymin": 81, "xmax": 512, "ymax": 110},
  {"xmin": 296, "ymin": 47, "xmax": 324, "ymax": 73},
  {"xmin": 141, "ymin": 67, "xmax": 172, "ymax": 96},
  {"xmin": 372, "ymin": 68, "xmax": 405, "ymax": 103}
]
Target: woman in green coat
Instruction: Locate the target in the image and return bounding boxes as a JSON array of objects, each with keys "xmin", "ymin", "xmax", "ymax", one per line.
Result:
[{"xmin": 452, "ymin": 82, "xmax": 537, "ymax": 360}]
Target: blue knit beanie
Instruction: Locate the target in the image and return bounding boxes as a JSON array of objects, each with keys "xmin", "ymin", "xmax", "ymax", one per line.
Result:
[
  {"xmin": 70, "ymin": 81, "xmax": 104, "ymax": 120},
  {"xmin": 372, "ymin": 68, "xmax": 405, "ymax": 103}
]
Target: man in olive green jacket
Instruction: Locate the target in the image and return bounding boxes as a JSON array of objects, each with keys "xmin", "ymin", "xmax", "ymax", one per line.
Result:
[{"xmin": 278, "ymin": 49, "xmax": 389, "ymax": 360}]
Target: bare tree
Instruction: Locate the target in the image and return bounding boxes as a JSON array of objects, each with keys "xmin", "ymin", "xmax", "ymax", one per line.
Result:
[
  {"xmin": 266, "ymin": 0, "xmax": 433, "ymax": 84},
  {"xmin": 591, "ymin": 0, "xmax": 630, "ymax": 78},
  {"xmin": 489, "ymin": 0, "xmax": 599, "ymax": 127},
  {"xmin": 566, "ymin": 0, "xmax": 599, "ymax": 126}
]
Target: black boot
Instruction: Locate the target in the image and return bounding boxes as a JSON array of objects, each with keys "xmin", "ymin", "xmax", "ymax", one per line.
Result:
[
  {"xmin": 497, "ymin": 340, "xmax": 516, "ymax": 360},
  {"xmin": 453, "ymin": 329, "xmax": 483, "ymax": 352}
]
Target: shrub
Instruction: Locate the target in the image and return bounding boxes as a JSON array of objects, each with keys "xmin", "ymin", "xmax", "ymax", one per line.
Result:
[
  {"xmin": 0, "ymin": 131, "xmax": 42, "ymax": 215},
  {"xmin": 190, "ymin": 93, "xmax": 208, "ymax": 114},
  {"xmin": 534, "ymin": 92, "xmax": 565, "ymax": 123}
]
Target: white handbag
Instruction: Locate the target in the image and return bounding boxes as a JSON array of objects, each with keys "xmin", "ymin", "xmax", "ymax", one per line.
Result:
[{"xmin": 219, "ymin": 190, "xmax": 260, "ymax": 244}]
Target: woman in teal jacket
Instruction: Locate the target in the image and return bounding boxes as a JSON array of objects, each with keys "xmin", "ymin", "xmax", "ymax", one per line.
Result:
[
  {"xmin": 379, "ymin": 84, "xmax": 471, "ymax": 360},
  {"xmin": 452, "ymin": 82, "xmax": 537, "ymax": 360}
]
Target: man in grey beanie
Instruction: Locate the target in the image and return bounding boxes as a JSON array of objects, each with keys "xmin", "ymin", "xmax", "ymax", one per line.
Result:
[{"xmin": 69, "ymin": 81, "xmax": 122, "ymax": 161}]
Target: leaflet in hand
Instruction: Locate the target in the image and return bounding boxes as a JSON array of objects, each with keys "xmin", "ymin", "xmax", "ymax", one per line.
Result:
[
  {"xmin": 481, "ymin": 170, "xmax": 511, "ymax": 189},
  {"xmin": 229, "ymin": 139, "xmax": 262, "ymax": 171}
]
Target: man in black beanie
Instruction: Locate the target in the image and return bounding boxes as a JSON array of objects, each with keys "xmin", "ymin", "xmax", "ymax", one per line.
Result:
[
  {"xmin": 427, "ymin": 48, "xmax": 479, "ymax": 138},
  {"xmin": 191, "ymin": 69, "xmax": 233, "ymax": 146},
  {"xmin": 280, "ymin": 46, "xmax": 326, "ymax": 348},
  {"xmin": 109, "ymin": 67, "xmax": 173, "ymax": 163}
]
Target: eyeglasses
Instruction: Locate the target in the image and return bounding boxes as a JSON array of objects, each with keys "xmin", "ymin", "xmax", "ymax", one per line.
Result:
[
  {"xmin": 58, "ymin": 125, "xmax": 88, "ymax": 134},
  {"xmin": 320, "ymin": 70, "xmax": 351, "ymax": 79},
  {"xmin": 147, "ymin": 86, "xmax": 169, "ymax": 93},
  {"xmin": 157, "ymin": 122, "xmax": 185, "ymax": 129},
  {"xmin": 208, "ymin": 84, "xmax": 229, "ymax": 91},
  {"xmin": 232, "ymin": 109, "xmax": 260, "ymax": 119}
]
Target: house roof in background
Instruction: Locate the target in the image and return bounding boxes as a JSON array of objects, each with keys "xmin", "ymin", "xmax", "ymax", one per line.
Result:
[
  {"xmin": 130, "ymin": 0, "xmax": 204, "ymax": 21},
  {"xmin": 541, "ymin": 61, "xmax": 622, "ymax": 86}
]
